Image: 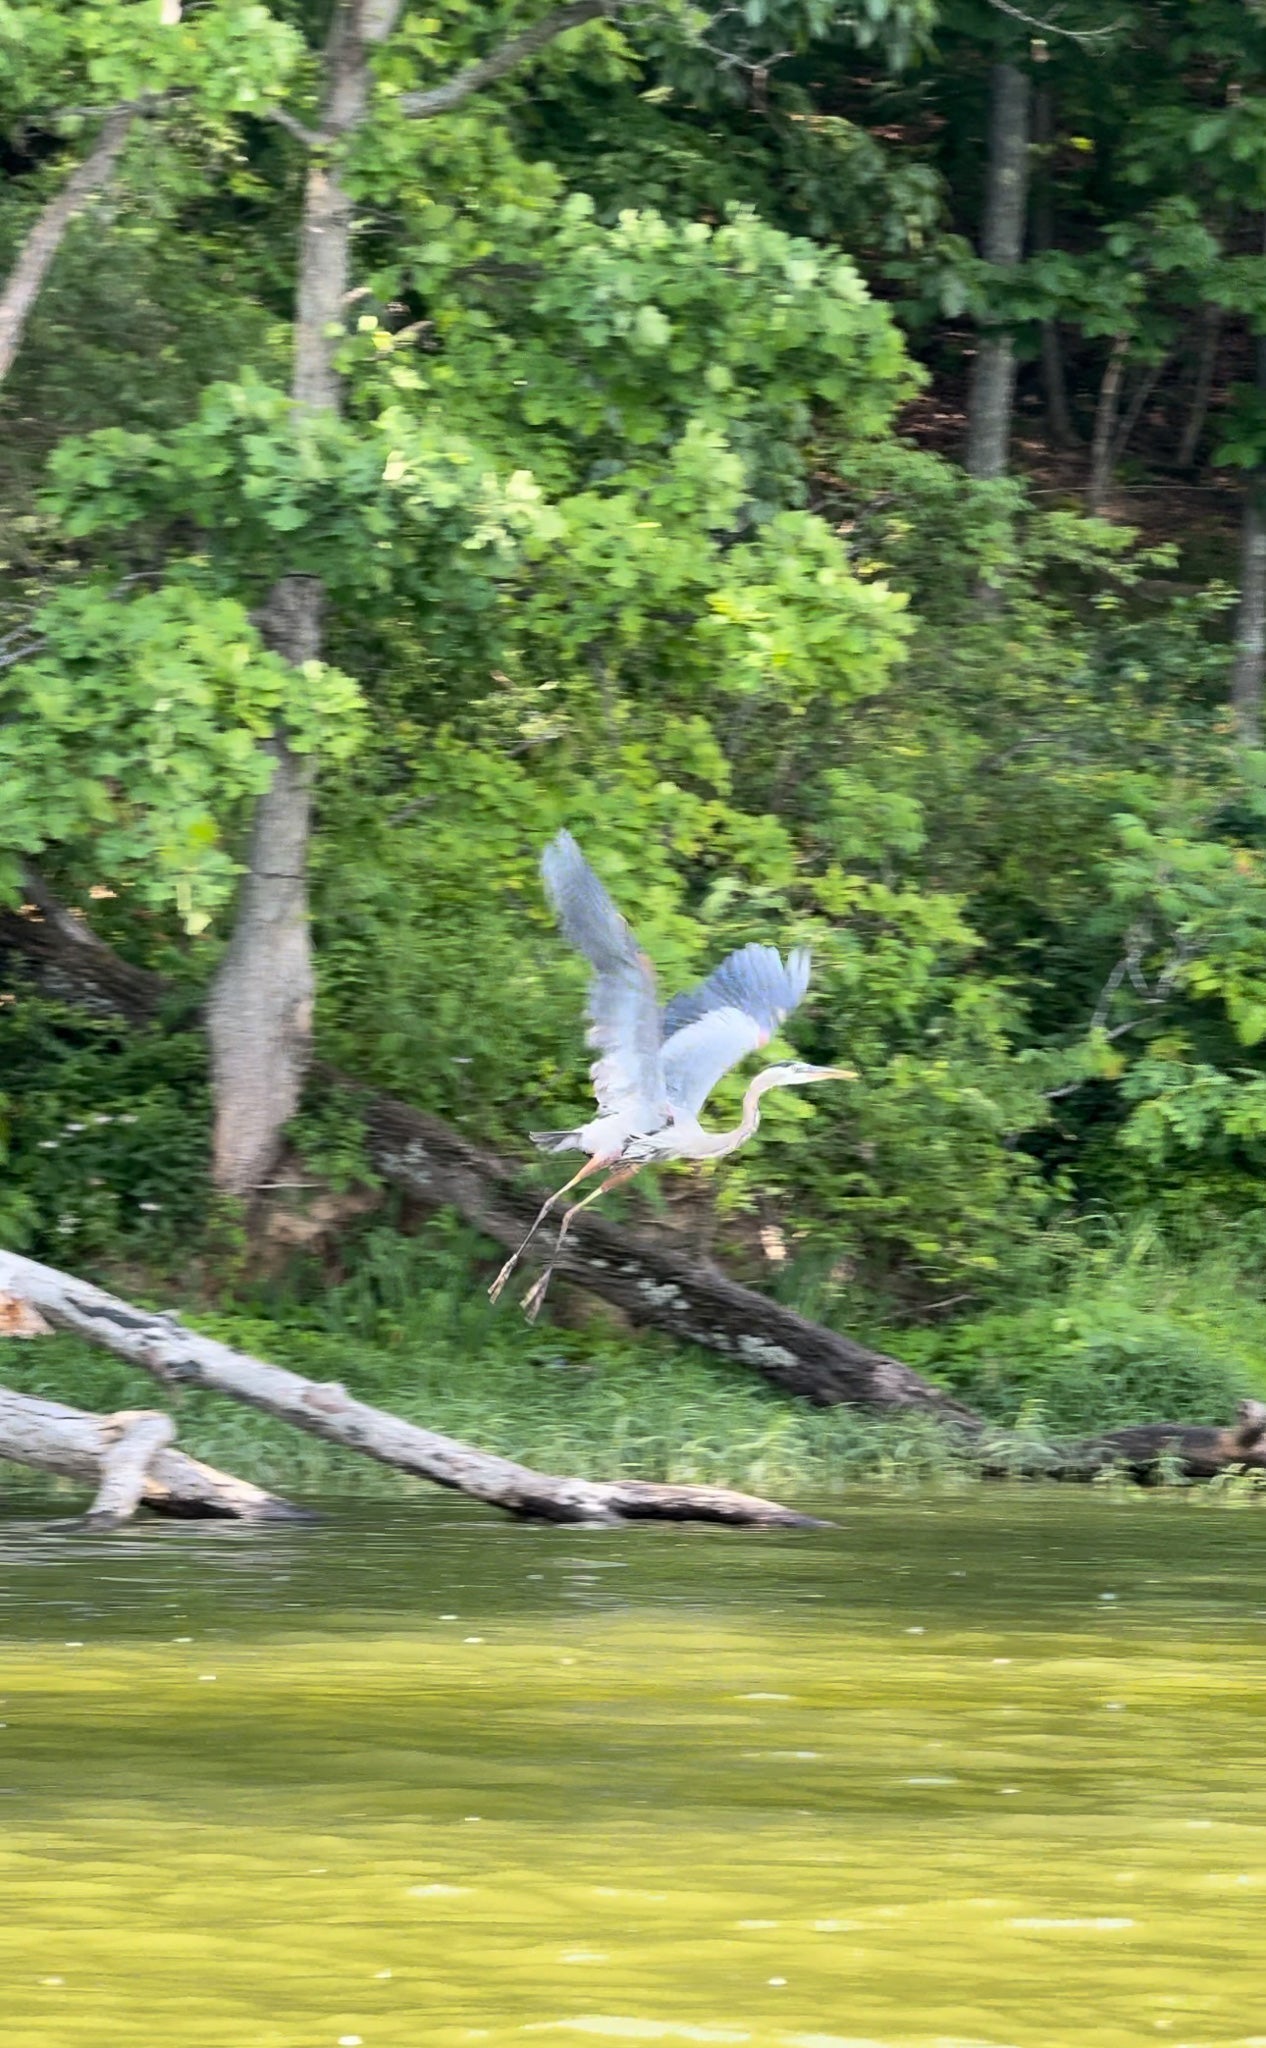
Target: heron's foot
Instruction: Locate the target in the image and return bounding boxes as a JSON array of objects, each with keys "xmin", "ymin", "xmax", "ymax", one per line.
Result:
[
  {"xmin": 520, "ymin": 1267, "xmax": 555, "ymax": 1324},
  {"xmin": 487, "ymin": 1254, "xmax": 520, "ymax": 1305}
]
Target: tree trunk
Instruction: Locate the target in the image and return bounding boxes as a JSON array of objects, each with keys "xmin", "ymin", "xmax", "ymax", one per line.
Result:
[
  {"xmin": 1111, "ymin": 352, "xmax": 1171, "ymax": 469},
  {"xmin": 1232, "ymin": 315, "xmax": 1266, "ymax": 746},
  {"xmin": 0, "ymin": 1250, "xmax": 824, "ymax": 1527},
  {"xmin": 1177, "ymin": 305, "xmax": 1221, "ymax": 470},
  {"xmin": 0, "ymin": 105, "xmax": 138, "ymax": 385},
  {"xmin": 0, "ymin": 1381, "xmax": 304, "ymax": 1522},
  {"xmin": 965, "ymin": 62, "xmax": 1031, "ymax": 481},
  {"xmin": 1031, "ymin": 84, "xmax": 1076, "ymax": 448},
  {"xmin": 1232, "ymin": 487, "xmax": 1266, "ymax": 746},
  {"xmin": 207, "ymin": 1, "xmax": 403, "ymax": 1199},
  {"xmin": 1087, "ymin": 332, "xmax": 1128, "ymax": 515},
  {"xmin": 206, "ymin": 594, "xmax": 319, "ymax": 1196},
  {"xmin": 0, "ymin": 901, "xmax": 980, "ymax": 1421}
]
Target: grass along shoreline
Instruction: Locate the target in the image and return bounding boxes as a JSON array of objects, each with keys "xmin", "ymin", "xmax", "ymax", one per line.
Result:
[{"xmin": 4, "ymin": 1220, "xmax": 1266, "ymax": 1504}]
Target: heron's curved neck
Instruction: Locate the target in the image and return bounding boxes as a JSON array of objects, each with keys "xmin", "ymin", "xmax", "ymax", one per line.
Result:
[{"xmin": 697, "ymin": 1068, "xmax": 788, "ymax": 1159}]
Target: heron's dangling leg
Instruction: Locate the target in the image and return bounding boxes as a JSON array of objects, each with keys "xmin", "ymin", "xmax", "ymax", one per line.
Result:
[
  {"xmin": 520, "ymin": 1162, "xmax": 644, "ymax": 1324},
  {"xmin": 487, "ymin": 1155, "xmax": 610, "ymax": 1304}
]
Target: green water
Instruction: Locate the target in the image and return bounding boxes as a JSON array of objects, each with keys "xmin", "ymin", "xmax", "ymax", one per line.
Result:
[{"xmin": 2, "ymin": 1491, "xmax": 1265, "ymax": 2048}]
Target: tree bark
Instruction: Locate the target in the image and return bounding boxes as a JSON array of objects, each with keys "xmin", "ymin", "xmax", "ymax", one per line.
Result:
[
  {"xmin": 1176, "ymin": 305, "xmax": 1221, "ymax": 470},
  {"xmin": 0, "ymin": 1250, "xmax": 825, "ymax": 1527},
  {"xmin": 1087, "ymin": 331, "xmax": 1128, "ymax": 515},
  {"xmin": 0, "ymin": 901, "xmax": 979, "ymax": 1421},
  {"xmin": 207, "ymin": 596, "xmax": 320, "ymax": 1196},
  {"xmin": 0, "ymin": 105, "xmax": 137, "ymax": 386},
  {"xmin": 965, "ymin": 62, "xmax": 1031, "ymax": 481},
  {"xmin": 0, "ymin": 1381, "xmax": 304, "ymax": 1522},
  {"xmin": 1031, "ymin": 84, "xmax": 1076, "ymax": 448}
]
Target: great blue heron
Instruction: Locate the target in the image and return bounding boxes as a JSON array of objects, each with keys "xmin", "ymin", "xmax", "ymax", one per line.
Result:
[{"xmin": 489, "ymin": 830, "xmax": 853, "ymax": 1319}]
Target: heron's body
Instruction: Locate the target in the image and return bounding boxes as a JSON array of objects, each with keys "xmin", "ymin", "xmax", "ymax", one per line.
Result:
[{"xmin": 488, "ymin": 831, "xmax": 852, "ymax": 1317}]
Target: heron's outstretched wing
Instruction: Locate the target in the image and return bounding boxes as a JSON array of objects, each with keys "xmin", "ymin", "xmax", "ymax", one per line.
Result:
[
  {"xmin": 661, "ymin": 943, "xmax": 812, "ymax": 1040},
  {"xmin": 661, "ymin": 1006, "xmax": 766, "ymax": 1119},
  {"xmin": 659, "ymin": 943, "xmax": 812, "ymax": 1119},
  {"xmin": 542, "ymin": 831, "xmax": 666, "ymax": 1130}
]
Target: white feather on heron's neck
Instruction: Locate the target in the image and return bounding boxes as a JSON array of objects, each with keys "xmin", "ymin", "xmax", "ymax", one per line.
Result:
[{"xmin": 680, "ymin": 1066, "xmax": 803, "ymax": 1160}]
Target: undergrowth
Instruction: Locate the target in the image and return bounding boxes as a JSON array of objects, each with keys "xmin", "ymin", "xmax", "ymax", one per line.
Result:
[{"xmin": 5, "ymin": 1214, "xmax": 1266, "ymax": 1507}]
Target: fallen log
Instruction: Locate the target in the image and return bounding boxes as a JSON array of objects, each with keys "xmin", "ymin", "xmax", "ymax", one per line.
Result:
[
  {"xmin": 0, "ymin": 895, "xmax": 977, "ymax": 1421},
  {"xmin": 81, "ymin": 1409, "xmax": 177, "ymax": 1529},
  {"xmin": 1048, "ymin": 1401, "xmax": 1266, "ymax": 1483},
  {"xmin": 0, "ymin": 1381, "xmax": 305, "ymax": 1523},
  {"xmin": 353, "ymin": 1083, "xmax": 978, "ymax": 1420},
  {"xmin": 0, "ymin": 1249, "xmax": 824, "ymax": 1527}
]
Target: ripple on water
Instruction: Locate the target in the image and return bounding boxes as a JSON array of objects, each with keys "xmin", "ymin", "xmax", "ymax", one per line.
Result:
[{"xmin": 1, "ymin": 1490, "xmax": 1265, "ymax": 2048}]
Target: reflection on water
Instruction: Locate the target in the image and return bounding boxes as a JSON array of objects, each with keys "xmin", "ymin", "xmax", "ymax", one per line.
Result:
[{"xmin": 2, "ymin": 1491, "xmax": 1265, "ymax": 2048}]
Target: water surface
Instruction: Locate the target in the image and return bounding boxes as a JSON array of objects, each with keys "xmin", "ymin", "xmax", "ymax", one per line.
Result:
[{"xmin": 2, "ymin": 1489, "xmax": 1265, "ymax": 2048}]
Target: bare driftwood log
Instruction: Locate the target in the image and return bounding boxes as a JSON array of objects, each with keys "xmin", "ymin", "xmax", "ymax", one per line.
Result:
[
  {"xmin": 81, "ymin": 1409, "xmax": 176, "ymax": 1529},
  {"xmin": 0, "ymin": 899, "xmax": 976, "ymax": 1422},
  {"xmin": 0, "ymin": 1250, "xmax": 823, "ymax": 1527},
  {"xmin": 0, "ymin": 1381, "xmax": 305, "ymax": 1524}
]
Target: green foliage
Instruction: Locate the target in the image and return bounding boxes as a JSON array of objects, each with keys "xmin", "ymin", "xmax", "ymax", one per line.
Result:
[
  {"xmin": 0, "ymin": 580, "xmax": 362, "ymax": 928},
  {"xmin": 43, "ymin": 373, "xmax": 556, "ymax": 603},
  {"xmin": 0, "ymin": 995, "xmax": 210, "ymax": 1259},
  {"xmin": 907, "ymin": 1218, "xmax": 1266, "ymax": 1437},
  {"xmin": 7, "ymin": 0, "xmax": 1266, "ymax": 1465}
]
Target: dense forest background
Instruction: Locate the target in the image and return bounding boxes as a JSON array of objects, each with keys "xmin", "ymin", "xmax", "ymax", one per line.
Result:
[{"xmin": 6, "ymin": 0, "xmax": 1266, "ymax": 1483}]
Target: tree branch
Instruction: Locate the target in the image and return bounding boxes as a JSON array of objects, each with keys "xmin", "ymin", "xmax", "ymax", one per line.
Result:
[
  {"xmin": 985, "ymin": 0, "xmax": 1125, "ymax": 40},
  {"xmin": 267, "ymin": 105, "xmax": 329, "ymax": 148},
  {"xmin": 398, "ymin": 0, "xmax": 621, "ymax": 119},
  {"xmin": 0, "ymin": 105, "xmax": 139, "ymax": 385}
]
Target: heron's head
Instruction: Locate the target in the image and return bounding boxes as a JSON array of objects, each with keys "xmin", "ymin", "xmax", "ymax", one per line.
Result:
[{"xmin": 763, "ymin": 1061, "xmax": 856, "ymax": 1089}]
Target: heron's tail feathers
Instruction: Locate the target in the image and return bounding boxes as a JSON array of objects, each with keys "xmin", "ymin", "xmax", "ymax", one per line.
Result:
[{"xmin": 529, "ymin": 1128, "xmax": 584, "ymax": 1154}]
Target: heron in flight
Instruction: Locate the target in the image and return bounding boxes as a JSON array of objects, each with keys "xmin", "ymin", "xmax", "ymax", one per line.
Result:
[{"xmin": 489, "ymin": 830, "xmax": 853, "ymax": 1320}]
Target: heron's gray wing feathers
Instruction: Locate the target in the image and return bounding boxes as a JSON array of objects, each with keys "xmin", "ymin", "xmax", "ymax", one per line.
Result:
[
  {"xmin": 542, "ymin": 831, "xmax": 666, "ymax": 1129},
  {"xmin": 661, "ymin": 1007, "xmax": 766, "ymax": 1119},
  {"xmin": 661, "ymin": 942, "xmax": 812, "ymax": 1041}
]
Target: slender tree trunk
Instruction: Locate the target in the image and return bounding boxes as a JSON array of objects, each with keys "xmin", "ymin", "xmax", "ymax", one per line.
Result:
[
  {"xmin": 1232, "ymin": 252, "xmax": 1266, "ymax": 746},
  {"xmin": 0, "ymin": 106, "xmax": 137, "ymax": 385},
  {"xmin": 1112, "ymin": 353, "xmax": 1170, "ymax": 468},
  {"xmin": 965, "ymin": 62, "xmax": 1031, "ymax": 481},
  {"xmin": 207, "ymin": 588, "xmax": 321, "ymax": 1194},
  {"xmin": 1031, "ymin": 84, "xmax": 1076, "ymax": 448},
  {"xmin": 1087, "ymin": 332, "xmax": 1128, "ymax": 514},
  {"xmin": 207, "ymin": 1, "xmax": 403, "ymax": 1198},
  {"xmin": 1177, "ymin": 304, "xmax": 1221, "ymax": 470},
  {"xmin": 1232, "ymin": 484, "xmax": 1266, "ymax": 746}
]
